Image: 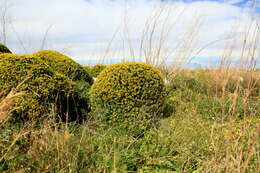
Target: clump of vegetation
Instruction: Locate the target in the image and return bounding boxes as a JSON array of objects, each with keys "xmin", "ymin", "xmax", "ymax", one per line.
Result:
[
  {"xmin": 165, "ymin": 70, "xmax": 260, "ymax": 119},
  {"xmin": 90, "ymin": 64, "xmax": 106, "ymax": 78},
  {"xmin": 0, "ymin": 43, "xmax": 12, "ymax": 54},
  {"xmin": 33, "ymin": 50, "xmax": 93, "ymax": 84},
  {"xmin": 90, "ymin": 62, "xmax": 165, "ymax": 133},
  {"xmin": 0, "ymin": 54, "xmax": 89, "ymax": 121},
  {"xmin": 83, "ymin": 64, "xmax": 106, "ymax": 78},
  {"xmin": 83, "ymin": 65, "xmax": 91, "ymax": 74},
  {"xmin": 33, "ymin": 50, "xmax": 94, "ymax": 121},
  {"xmin": 169, "ymin": 73, "xmax": 207, "ymax": 94}
]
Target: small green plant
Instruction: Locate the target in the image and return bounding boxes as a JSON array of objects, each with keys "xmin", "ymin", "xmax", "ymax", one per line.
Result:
[
  {"xmin": 0, "ymin": 43, "xmax": 12, "ymax": 54},
  {"xmin": 90, "ymin": 62, "xmax": 166, "ymax": 134}
]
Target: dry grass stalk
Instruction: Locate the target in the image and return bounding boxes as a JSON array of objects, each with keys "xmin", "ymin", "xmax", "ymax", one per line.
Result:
[
  {"xmin": 0, "ymin": 89, "xmax": 24, "ymax": 122},
  {"xmin": 0, "ymin": 77, "xmax": 29, "ymax": 123}
]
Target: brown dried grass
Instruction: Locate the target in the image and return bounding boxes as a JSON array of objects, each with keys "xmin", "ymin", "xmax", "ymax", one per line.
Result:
[
  {"xmin": 0, "ymin": 89, "xmax": 24, "ymax": 122},
  {"xmin": 0, "ymin": 78, "xmax": 29, "ymax": 123}
]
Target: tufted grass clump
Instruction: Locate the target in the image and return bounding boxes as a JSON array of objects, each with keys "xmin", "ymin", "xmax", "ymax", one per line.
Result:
[
  {"xmin": 0, "ymin": 54, "xmax": 89, "ymax": 122},
  {"xmin": 90, "ymin": 62, "xmax": 165, "ymax": 134},
  {"xmin": 0, "ymin": 43, "xmax": 12, "ymax": 54}
]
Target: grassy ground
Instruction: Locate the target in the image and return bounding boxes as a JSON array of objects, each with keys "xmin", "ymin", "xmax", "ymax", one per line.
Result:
[{"xmin": 0, "ymin": 69, "xmax": 259, "ymax": 173}]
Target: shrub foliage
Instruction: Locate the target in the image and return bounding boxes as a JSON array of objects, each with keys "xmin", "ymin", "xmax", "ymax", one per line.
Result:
[
  {"xmin": 91, "ymin": 64, "xmax": 106, "ymax": 77},
  {"xmin": 90, "ymin": 62, "xmax": 165, "ymax": 131},
  {"xmin": 0, "ymin": 43, "xmax": 12, "ymax": 54},
  {"xmin": 0, "ymin": 54, "xmax": 89, "ymax": 121},
  {"xmin": 33, "ymin": 50, "xmax": 93, "ymax": 84},
  {"xmin": 91, "ymin": 64, "xmax": 106, "ymax": 78}
]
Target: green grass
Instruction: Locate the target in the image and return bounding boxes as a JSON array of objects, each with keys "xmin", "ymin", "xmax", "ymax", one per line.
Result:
[{"xmin": 0, "ymin": 69, "xmax": 259, "ymax": 172}]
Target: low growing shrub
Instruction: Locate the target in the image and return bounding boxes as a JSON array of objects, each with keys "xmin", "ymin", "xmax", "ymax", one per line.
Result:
[
  {"xmin": 83, "ymin": 64, "xmax": 106, "ymax": 79},
  {"xmin": 90, "ymin": 64, "xmax": 106, "ymax": 78},
  {"xmin": 90, "ymin": 62, "xmax": 165, "ymax": 134},
  {"xmin": 0, "ymin": 54, "xmax": 90, "ymax": 121},
  {"xmin": 33, "ymin": 50, "xmax": 93, "ymax": 84}
]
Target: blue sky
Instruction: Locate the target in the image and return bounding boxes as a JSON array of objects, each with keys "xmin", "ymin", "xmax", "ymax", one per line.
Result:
[
  {"xmin": 173, "ymin": 0, "xmax": 254, "ymax": 6},
  {"xmin": 169, "ymin": 0, "xmax": 259, "ymax": 12},
  {"xmin": 0, "ymin": 0, "xmax": 259, "ymax": 67}
]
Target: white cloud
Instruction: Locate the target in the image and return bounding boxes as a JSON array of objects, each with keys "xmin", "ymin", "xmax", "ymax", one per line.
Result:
[{"xmin": 1, "ymin": 0, "xmax": 258, "ymax": 65}]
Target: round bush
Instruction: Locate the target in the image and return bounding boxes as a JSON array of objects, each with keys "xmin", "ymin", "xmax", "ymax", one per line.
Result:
[
  {"xmin": 0, "ymin": 43, "xmax": 12, "ymax": 54},
  {"xmin": 33, "ymin": 50, "xmax": 93, "ymax": 120},
  {"xmin": 0, "ymin": 54, "xmax": 90, "ymax": 121},
  {"xmin": 83, "ymin": 64, "xmax": 106, "ymax": 79},
  {"xmin": 90, "ymin": 64, "xmax": 106, "ymax": 78},
  {"xmin": 90, "ymin": 62, "xmax": 165, "ymax": 130},
  {"xmin": 83, "ymin": 65, "xmax": 91, "ymax": 74},
  {"xmin": 33, "ymin": 50, "xmax": 93, "ymax": 84}
]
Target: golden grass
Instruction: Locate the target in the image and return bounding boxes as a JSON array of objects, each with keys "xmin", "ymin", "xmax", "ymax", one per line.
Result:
[
  {"xmin": 0, "ymin": 80, "xmax": 27, "ymax": 123},
  {"xmin": 0, "ymin": 91, "xmax": 23, "ymax": 123}
]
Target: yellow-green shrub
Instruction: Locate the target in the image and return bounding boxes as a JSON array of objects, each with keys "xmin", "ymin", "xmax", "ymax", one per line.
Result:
[
  {"xmin": 83, "ymin": 65, "xmax": 91, "ymax": 74},
  {"xmin": 90, "ymin": 64, "xmax": 106, "ymax": 78},
  {"xmin": 0, "ymin": 43, "xmax": 12, "ymax": 54},
  {"xmin": 0, "ymin": 54, "xmax": 90, "ymax": 121},
  {"xmin": 83, "ymin": 64, "xmax": 106, "ymax": 78},
  {"xmin": 90, "ymin": 62, "xmax": 165, "ymax": 132},
  {"xmin": 33, "ymin": 50, "xmax": 93, "ymax": 84}
]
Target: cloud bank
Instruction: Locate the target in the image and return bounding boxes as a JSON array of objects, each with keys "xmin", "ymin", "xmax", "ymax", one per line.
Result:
[{"xmin": 1, "ymin": 0, "xmax": 259, "ymax": 66}]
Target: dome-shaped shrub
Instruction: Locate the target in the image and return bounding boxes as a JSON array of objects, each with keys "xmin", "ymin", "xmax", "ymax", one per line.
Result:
[
  {"xmin": 90, "ymin": 64, "xmax": 106, "ymax": 78},
  {"xmin": 83, "ymin": 64, "xmax": 106, "ymax": 78},
  {"xmin": 33, "ymin": 50, "xmax": 93, "ymax": 84},
  {"xmin": 83, "ymin": 65, "xmax": 91, "ymax": 74},
  {"xmin": 0, "ymin": 43, "xmax": 12, "ymax": 54},
  {"xmin": 90, "ymin": 62, "xmax": 165, "ymax": 132},
  {"xmin": 0, "ymin": 54, "xmax": 90, "ymax": 121}
]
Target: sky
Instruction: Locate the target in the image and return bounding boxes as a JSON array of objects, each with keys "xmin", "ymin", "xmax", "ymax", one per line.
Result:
[{"xmin": 0, "ymin": 0, "xmax": 259, "ymax": 67}]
